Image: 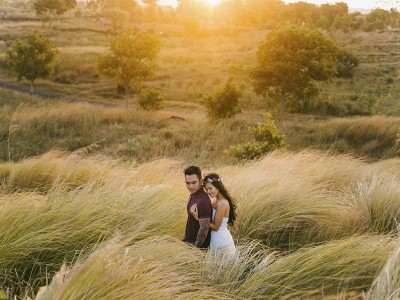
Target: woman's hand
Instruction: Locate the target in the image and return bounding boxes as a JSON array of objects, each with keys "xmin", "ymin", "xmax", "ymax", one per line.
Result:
[{"xmin": 190, "ymin": 204, "xmax": 199, "ymax": 221}]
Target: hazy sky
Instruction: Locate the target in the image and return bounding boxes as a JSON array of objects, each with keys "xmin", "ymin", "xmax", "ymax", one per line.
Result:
[{"xmin": 154, "ymin": 0, "xmax": 399, "ymax": 9}]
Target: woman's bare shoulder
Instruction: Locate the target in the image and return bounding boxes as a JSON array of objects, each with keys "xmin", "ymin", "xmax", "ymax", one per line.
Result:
[{"xmin": 217, "ymin": 199, "xmax": 229, "ymax": 208}]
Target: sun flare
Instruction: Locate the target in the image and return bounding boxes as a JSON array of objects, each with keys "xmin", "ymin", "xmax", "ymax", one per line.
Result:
[{"xmin": 206, "ymin": 0, "xmax": 221, "ymax": 6}]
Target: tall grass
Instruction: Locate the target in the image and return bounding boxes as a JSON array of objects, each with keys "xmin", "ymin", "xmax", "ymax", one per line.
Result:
[
  {"xmin": 367, "ymin": 243, "xmax": 400, "ymax": 300},
  {"xmin": 36, "ymin": 236, "xmax": 227, "ymax": 300},
  {"xmin": 0, "ymin": 176, "xmax": 187, "ymax": 294},
  {"xmin": 0, "ymin": 151, "xmax": 400, "ymax": 297},
  {"xmin": 281, "ymin": 115, "xmax": 400, "ymax": 159},
  {"xmin": 229, "ymin": 151, "xmax": 364, "ymax": 249},
  {"xmin": 236, "ymin": 235, "xmax": 396, "ymax": 299}
]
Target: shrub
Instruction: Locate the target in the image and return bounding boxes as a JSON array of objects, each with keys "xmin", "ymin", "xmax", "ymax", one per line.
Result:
[
  {"xmin": 226, "ymin": 113, "xmax": 285, "ymax": 160},
  {"xmin": 138, "ymin": 87, "xmax": 165, "ymax": 111},
  {"xmin": 202, "ymin": 78, "xmax": 242, "ymax": 120},
  {"xmin": 335, "ymin": 50, "xmax": 359, "ymax": 79}
]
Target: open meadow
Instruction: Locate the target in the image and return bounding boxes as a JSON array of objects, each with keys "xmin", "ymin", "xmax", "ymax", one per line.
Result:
[{"xmin": 1, "ymin": 0, "xmax": 400, "ymax": 299}]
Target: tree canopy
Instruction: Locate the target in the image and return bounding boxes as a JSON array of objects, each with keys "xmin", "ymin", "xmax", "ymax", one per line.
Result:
[
  {"xmin": 251, "ymin": 25, "xmax": 339, "ymax": 118},
  {"xmin": 98, "ymin": 30, "xmax": 160, "ymax": 108},
  {"xmin": 33, "ymin": 0, "xmax": 77, "ymax": 26},
  {"xmin": 6, "ymin": 31, "xmax": 58, "ymax": 95}
]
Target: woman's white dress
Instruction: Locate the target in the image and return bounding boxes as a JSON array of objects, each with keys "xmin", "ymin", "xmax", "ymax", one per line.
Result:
[{"xmin": 209, "ymin": 208, "xmax": 236, "ymax": 254}]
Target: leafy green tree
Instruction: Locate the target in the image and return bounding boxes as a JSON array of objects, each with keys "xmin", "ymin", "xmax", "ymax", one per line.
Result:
[
  {"xmin": 33, "ymin": 0, "xmax": 77, "ymax": 27},
  {"xmin": 250, "ymin": 25, "xmax": 339, "ymax": 118},
  {"xmin": 98, "ymin": 30, "xmax": 160, "ymax": 108},
  {"xmin": 202, "ymin": 78, "xmax": 242, "ymax": 120},
  {"xmin": 5, "ymin": 31, "xmax": 58, "ymax": 95}
]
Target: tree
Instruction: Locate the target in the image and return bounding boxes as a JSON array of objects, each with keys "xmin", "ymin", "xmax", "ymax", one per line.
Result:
[
  {"xmin": 5, "ymin": 31, "xmax": 58, "ymax": 95},
  {"xmin": 33, "ymin": 0, "xmax": 77, "ymax": 27},
  {"xmin": 250, "ymin": 25, "xmax": 339, "ymax": 118},
  {"xmin": 335, "ymin": 50, "xmax": 359, "ymax": 79},
  {"xmin": 245, "ymin": 0, "xmax": 285, "ymax": 28},
  {"xmin": 98, "ymin": 30, "xmax": 160, "ymax": 108},
  {"xmin": 202, "ymin": 78, "xmax": 242, "ymax": 120},
  {"xmin": 363, "ymin": 8, "xmax": 392, "ymax": 31}
]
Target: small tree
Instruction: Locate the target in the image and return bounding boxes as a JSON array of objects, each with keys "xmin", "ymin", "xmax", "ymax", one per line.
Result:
[
  {"xmin": 33, "ymin": 0, "xmax": 77, "ymax": 27},
  {"xmin": 226, "ymin": 113, "xmax": 285, "ymax": 160},
  {"xmin": 335, "ymin": 49, "xmax": 359, "ymax": 79},
  {"xmin": 138, "ymin": 87, "xmax": 164, "ymax": 110},
  {"xmin": 98, "ymin": 30, "xmax": 160, "ymax": 108},
  {"xmin": 5, "ymin": 31, "xmax": 58, "ymax": 95},
  {"xmin": 202, "ymin": 78, "xmax": 242, "ymax": 120},
  {"xmin": 251, "ymin": 25, "xmax": 339, "ymax": 119}
]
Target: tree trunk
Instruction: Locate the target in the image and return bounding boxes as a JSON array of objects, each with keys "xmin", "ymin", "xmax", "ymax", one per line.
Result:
[
  {"xmin": 278, "ymin": 95, "xmax": 287, "ymax": 122},
  {"xmin": 30, "ymin": 81, "xmax": 34, "ymax": 95},
  {"xmin": 124, "ymin": 87, "xmax": 130, "ymax": 108}
]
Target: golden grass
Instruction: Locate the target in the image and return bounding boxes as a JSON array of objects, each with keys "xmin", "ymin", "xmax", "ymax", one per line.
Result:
[
  {"xmin": 0, "ymin": 150, "xmax": 400, "ymax": 297},
  {"xmin": 367, "ymin": 243, "xmax": 400, "ymax": 300},
  {"xmin": 236, "ymin": 235, "xmax": 397, "ymax": 299},
  {"xmin": 37, "ymin": 236, "xmax": 230, "ymax": 300}
]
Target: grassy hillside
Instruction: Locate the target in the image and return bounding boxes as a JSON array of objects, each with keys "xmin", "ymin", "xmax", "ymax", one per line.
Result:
[
  {"xmin": 1, "ymin": 8, "xmax": 400, "ymax": 115},
  {"xmin": 1, "ymin": 88, "xmax": 398, "ymax": 165}
]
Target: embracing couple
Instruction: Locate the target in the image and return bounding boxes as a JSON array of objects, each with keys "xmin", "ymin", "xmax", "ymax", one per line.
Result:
[{"xmin": 182, "ymin": 165, "xmax": 237, "ymax": 255}]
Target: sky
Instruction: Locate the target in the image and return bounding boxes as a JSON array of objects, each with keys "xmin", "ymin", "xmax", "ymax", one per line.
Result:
[{"xmin": 154, "ymin": 0, "xmax": 400, "ymax": 10}]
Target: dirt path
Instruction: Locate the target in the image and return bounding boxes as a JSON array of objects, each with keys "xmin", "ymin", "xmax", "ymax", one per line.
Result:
[
  {"xmin": 0, "ymin": 79, "xmax": 206, "ymax": 120},
  {"xmin": 0, "ymin": 80, "xmax": 120, "ymax": 108}
]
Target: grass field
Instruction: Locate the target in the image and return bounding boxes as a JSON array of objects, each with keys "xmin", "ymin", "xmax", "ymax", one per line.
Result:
[
  {"xmin": 1, "ymin": 2, "xmax": 400, "ymax": 299},
  {"xmin": 1, "ymin": 151, "xmax": 400, "ymax": 298}
]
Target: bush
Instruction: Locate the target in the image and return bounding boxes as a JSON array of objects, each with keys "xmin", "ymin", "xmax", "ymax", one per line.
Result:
[
  {"xmin": 226, "ymin": 113, "xmax": 285, "ymax": 160},
  {"xmin": 335, "ymin": 50, "xmax": 359, "ymax": 79},
  {"xmin": 138, "ymin": 87, "xmax": 165, "ymax": 111},
  {"xmin": 202, "ymin": 78, "xmax": 242, "ymax": 120}
]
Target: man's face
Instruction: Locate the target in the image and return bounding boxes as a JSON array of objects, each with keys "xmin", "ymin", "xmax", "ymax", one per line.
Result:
[{"xmin": 185, "ymin": 174, "xmax": 202, "ymax": 195}]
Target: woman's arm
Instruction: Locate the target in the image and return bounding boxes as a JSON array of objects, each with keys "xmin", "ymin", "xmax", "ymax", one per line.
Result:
[{"xmin": 210, "ymin": 201, "xmax": 228, "ymax": 231}]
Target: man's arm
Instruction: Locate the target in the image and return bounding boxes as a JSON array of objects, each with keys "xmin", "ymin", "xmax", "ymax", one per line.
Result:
[{"xmin": 194, "ymin": 218, "xmax": 210, "ymax": 247}]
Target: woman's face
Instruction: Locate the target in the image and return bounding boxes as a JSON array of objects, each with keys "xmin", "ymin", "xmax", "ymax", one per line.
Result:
[{"xmin": 205, "ymin": 182, "xmax": 219, "ymax": 198}]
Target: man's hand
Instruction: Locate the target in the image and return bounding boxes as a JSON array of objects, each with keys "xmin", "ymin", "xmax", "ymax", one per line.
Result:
[{"xmin": 190, "ymin": 204, "xmax": 199, "ymax": 221}]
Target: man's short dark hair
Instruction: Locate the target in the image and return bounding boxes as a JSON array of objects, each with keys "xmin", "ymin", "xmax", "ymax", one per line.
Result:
[{"xmin": 184, "ymin": 165, "xmax": 202, "ymax": 180}]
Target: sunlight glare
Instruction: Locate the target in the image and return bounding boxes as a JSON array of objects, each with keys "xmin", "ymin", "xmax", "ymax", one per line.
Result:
[{"xmin": 206, "ymin": 0, "xmax": 221, "ymax": 6}]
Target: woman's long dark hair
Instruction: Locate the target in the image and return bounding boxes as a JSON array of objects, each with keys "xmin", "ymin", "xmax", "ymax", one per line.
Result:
[{"xmin": 203, "ymin": 173, "xmax": 237, "ymax": 226}]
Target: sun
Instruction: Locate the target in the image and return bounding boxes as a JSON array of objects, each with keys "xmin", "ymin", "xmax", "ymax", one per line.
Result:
[{"xmin": 206, "ymin": 0, "xmax": 221, "ymax": 6}]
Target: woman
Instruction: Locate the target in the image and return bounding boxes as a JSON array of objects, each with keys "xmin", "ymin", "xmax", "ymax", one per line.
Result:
[{"xmin": 190, "ymin": 173, "xmax": 237, "ymax": 254}]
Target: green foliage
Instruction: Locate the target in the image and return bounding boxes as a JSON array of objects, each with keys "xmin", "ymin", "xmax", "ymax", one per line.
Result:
[
  {"xmin": 98, "ymin": 30, "xmax": 160, "ymax": 108},
  {"xmin": 364, "ymin": 8, "xmax": 399, "ymax": 31},
  {"xmin": 202, "ymin": 78, "xmax": 242, "ymax": 120},
  {"xmin": 226, "ymin": 113, "xmax": 285, "ymax": 160},
  {"xmin": 251, "ymin": 25, "xmax": 339, "ymax": 118},
  {"xmin": 33, "ymin": 0, "xmax": 77, "ymax": 26},
  {"xmin": 313, "ymin": 94, "xmax": 376, "ymax": 116},
  {"xmin": 5, "ymin": 31, "xmax": 58, "ymax": 94},
  {"xmin": 138, "ymin": 87, "xmax": 165, "ymax": 111},
  {"xmin": 335, "ymin": 50, "xmax": 359, "ymax": 78}
]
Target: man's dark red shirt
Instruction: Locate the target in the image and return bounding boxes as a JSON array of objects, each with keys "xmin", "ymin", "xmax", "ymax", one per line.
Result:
[{"xmin": 183, "ymin": 188, "xmax": 212, "ymax": 248}]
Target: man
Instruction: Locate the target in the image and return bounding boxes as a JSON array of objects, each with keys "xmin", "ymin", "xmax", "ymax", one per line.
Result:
[{"xmin": 182, "ymin": 165, "xmax": 212, "ymax": 248}]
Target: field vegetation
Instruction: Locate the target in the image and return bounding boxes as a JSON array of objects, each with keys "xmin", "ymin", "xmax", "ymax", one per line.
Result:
[
  {"xmin": 0, "ymin": 151, "xmax": 400, "ymax": 299},
  {"xmin": 1, "ymin": 0, "xmax": 400, "ymax": 299}
]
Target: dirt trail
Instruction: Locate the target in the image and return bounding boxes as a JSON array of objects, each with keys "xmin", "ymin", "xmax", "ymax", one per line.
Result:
[{"xmin": 0, "ymin": 80, "xmax": 120, "ymax": 108}]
